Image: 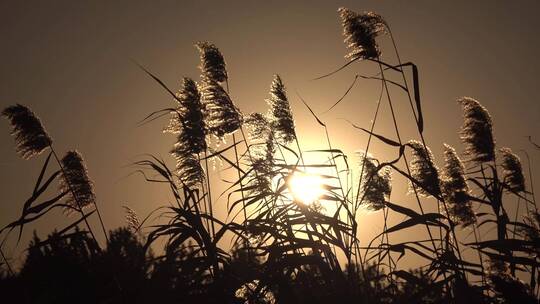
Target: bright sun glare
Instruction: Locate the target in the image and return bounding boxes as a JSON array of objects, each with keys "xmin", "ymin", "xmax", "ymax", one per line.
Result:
[{"xmin": 287, "ymin": 172, "xmax": 325, "ymax": 205}]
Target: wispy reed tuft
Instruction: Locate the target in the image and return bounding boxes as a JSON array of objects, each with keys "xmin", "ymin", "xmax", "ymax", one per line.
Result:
[
  {"xmin": 520, "ymin": 211, "xmax": 540, "ymax": 244},
  {"xmin": 235, "ymin": 279, "xmax": 276, "ymax": 304},
  {"xmin": 245, "ymin": 113, "xmax": 275, "ymax": 195},
  {"xmin": 486, "ymin": 258, "xmax": 534, "ymax": 303},
  {"xmin": 458, "ymin": 97, "xmax": 495, "ymax": 163},
  {"xmin": 500, "ymin": 147, "xmax": 526, "ymax": 193},
  {"xmin": 357, "ymin": 152, "xmax": 391, "ymax": 211},
  {"xmin": 200, "ymin": 78, "xmax": 242, "ymax": 138},
  {"xmin": 266, "ymin": 75, "xmax": 296, "ymax": 144},
  {"xmin": 440, "ymin": 144, "xmax": 475, "ymax": 226},
  {"xmin": 166, "ymin": 77, "xmax": 207, "ymax": 155},
  {"xmin": 195, "ymin": 42, "xmax": 228, "ymax": 83},
  {"xmin": 338, "ymin": 7, "xmax": 387, "ymax": 61},
  {"xmin": 122, "ymin": 205, "xmax": 141, "ymax": 234},
  {"xmin": 408, "ymin": 140, "xmax": 441, "ymax": 197},
  {"xmin": 2, "ymin": 104, "xmax": 52, "ymax": 160},
  {"xmin": 172, "ymin": 149, "xmax": 205, "ymax": 188},
  {"xmin": 59, "ymin": 151, "xmax": 96, "ymax": 214}
]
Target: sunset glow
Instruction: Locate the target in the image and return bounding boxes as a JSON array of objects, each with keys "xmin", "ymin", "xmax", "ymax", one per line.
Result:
[{"xmin": 288, "ymin": 172, "xmax": 325, "ymax": 205}]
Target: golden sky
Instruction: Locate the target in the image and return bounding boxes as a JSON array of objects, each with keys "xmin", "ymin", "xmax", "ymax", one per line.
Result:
[{"xmin": 1, "ymin": 0, "xmax": 539, "ymax": 267}]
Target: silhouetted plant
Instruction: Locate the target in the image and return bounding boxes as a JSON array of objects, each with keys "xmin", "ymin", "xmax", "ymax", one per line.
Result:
[
  {"xmin": 2, "ymin": 104, "xmax": 52, "ymax": 160},
  {"xmin": 2, "ymin": 6, "xmax": 540, "ymax": 304}
]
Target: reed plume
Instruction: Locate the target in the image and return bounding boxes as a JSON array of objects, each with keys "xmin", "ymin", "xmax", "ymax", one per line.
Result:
[
  {"xmin": 440, "ymin": 144, "xmax": 475, "ymax": 226},
  {"xmin": 59, "ymin": 151, "xmax": 96, "ymax": 214},
  {"xmin": 500, "ymin": 147, "xmax": 526, "ymax": 193},
  {"xmin": 245, "ymin": 113, "xmax": 275, "ymax": 196},
  {"xmin": 266, "ymin": 75, "xmax": 296, "ymax": 144},
  {"xmin": 407, "ymin": 140, "xmax": 441, "ymax": 197},
  {"xmin": 171, "ymin": 149, "xmax": 205, "ymax": 188},
  {"xmin": 195, "ymin": 42, "xmax": 228, "ymax": 83},
  {"xmin": 235, "ymin": 279, "xmax": 276, "ymax": 304},
  {"xmin": 520, "ymin": 211, "xmax": 540, "ymax": 244},
  {"xmin": 357, "ymin": 152, "xmax": 391, "ymax": 211},
  {"xmin": 486, "ymin": 258, "xmax": 535, "ymax": 303},
  {"xmin": 338, "ymin": 7, "xmax": 387, "ymax": 61},
  {"xmin": 200, "ymin": 78, "xmax": 242, "ymax": 138},
  {"xmin": 2, "ymin": 104, "xmax": 52, "ymax": 160},
  {"xmin": 458, "ymin": 97, "xmax": 495, "ymax": 163},
  {"xmin": 166, "ymin": 77, "xmax": 207, "ymax": 154},
  {"xmin": 122, "ymin": 205, "xmax": 141, "ymax": 234}
]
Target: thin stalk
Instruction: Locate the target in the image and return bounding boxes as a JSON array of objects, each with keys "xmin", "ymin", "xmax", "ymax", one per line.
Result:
[
  {"xmin": 376, "ymin": 60, "xmax": 438, "ymax": 253},
  {"xmin": 196, "ymin": 154, "xmax": 211, "ymax": 233},
  {"xmin": 376, "ymin": 60, "xmax": 459, "ymax": 293},
  {"xmin": 385, "ymin": 31, "xmax": 468, "ymax": 278},
  {"xmin": 232, "ymin": 133, "xmax": 248, "ymax": 225},
  {"xmin": 512, "ymin": 197, "xmax": 521, "ymax": 239},
  {"xmin": 203, "ymin": 151, "xmax": 216, "ymax": 238},
  {"xmin": 473, "ymin": 225, "xmax": 487, "ymax": 291}
]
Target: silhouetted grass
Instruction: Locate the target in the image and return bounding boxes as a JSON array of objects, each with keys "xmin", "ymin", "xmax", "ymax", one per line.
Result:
[{"xmin": 1, "ymin": 6, "xmax": 539, "ymax": 304}]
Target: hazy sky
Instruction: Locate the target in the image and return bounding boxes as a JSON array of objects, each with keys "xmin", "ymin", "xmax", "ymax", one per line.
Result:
[{"xmin": 1, "ymin": 0, "xmax": 539, "ymax": 266}]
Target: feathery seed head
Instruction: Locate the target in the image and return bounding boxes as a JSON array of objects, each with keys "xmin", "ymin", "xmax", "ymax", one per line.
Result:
[
  {"xmin": 200, "ymin": 78, "xmax": 242, "ymax": 138},
  {"xmin": 245, "ymin": 113, "xmax": 271, "ymax": 143},
  {"xmin": 235, "ymin": 280, "xmax": 275, "ymax": 304},
  {"xmin": 166, "ymin": 77, "xmax": 207, "ymax": 155},
  {"xmin": 440, "ymin": 144, "xmax": 468, "ymax": 192},
  {"xmin": 122, "ymin": 205, "xmax": 141, "ymax": 234},
  {"xmin": 500, "ymin": 147, "xmax": 526, "ymax": 193},
  {"xmin": 266, "ymin": 75, "xmax": 296, "ymax": 144},
  {"xmin": 338, "ymin": 8, "xmax": 387, "ymax": 61},
  {"xmin": 2, "ymin": 104, "xmax": 52, "ymax": 159},
  {"xmin": 408, "ymin": 140, "xmax": 441, "ymax": 197},
  {"xmin": 171, "ymin": 151, "xmax": 205, "ymax": 188},
  {"xmin": 195, "ymin": 42, "xmax": 228, "ymax": 83},
  {"xmin": 440, "ymin": 144, "xmax": 475, "ymax": 226},
  {"xmin": 59, "ymin": 151, "xmax": 96, "ymax": 215},
  {"xmin": 520, "ymin": 211, "xmax": 540, "ymax": 244},
  {"xmin": 245, "ymin": 113, "xmax": 276, "ymax": 196},
  {"xmin": 357, "ymin": 152, "xmax": 391, "ymax": 211},
  {"xmin": 458, "ymin": 97, "xmax": 495, "ymax": 163}
]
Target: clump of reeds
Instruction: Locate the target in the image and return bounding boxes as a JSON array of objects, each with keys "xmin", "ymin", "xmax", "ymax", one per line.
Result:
[
  {"xmin": 338, "ymin": 7, "xmax": 387, "ymax": 61},
  {"xmin": 500, "ymin": 147, "xmax": 526, "ymax": 193},
  {"xmin": 458, "ymin": 97, "xmax": 495, "ymax": 163},
  {"xmin": 407, "ymin": 140, "xmax": 440, "ymax": 197},
  {"xmin": 440, "ymin": 144, "xmax": 475, "ymax": 226},
  {"xmin": 357, "ymin": 152, "xmax": 391, "ymax": 211},
  {"xmin": 59, "ymin": 150, "xmax": 96, "ymax": 214},
  {"xmin": 2, "ymin": 104, "xmax": 52, "ymax": 159}
]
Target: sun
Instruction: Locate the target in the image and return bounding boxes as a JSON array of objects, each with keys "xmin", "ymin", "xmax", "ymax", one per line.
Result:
[{"xmin": 287, "ymin": 172, "xmax": 325, "ymax": 205}]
